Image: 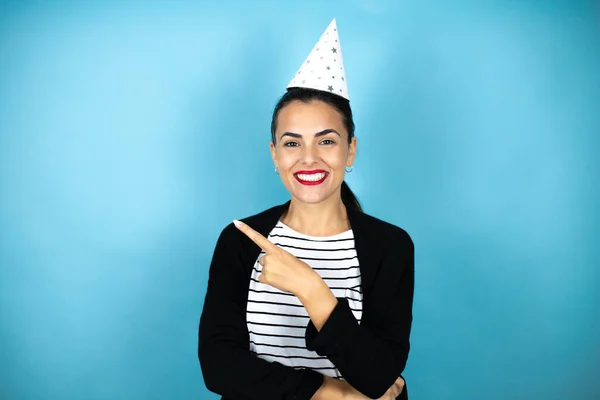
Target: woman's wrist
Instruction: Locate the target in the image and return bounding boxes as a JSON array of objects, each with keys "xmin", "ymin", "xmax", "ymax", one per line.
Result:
[
  {"xmin": 296, "ymin": 271, "xmax": 339, "ymax": 330},
  {"xmin": 296, "ymin": 268, "xmax": 327, "ymax": 303}
]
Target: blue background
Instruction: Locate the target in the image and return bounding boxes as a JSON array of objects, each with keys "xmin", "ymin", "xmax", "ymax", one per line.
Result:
[{"xmin": 1, "ymin": 0, "xmax": 598, "ymax": 399}]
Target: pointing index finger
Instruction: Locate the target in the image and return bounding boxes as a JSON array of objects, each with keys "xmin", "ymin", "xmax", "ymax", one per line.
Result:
[{"xmin": 233, "ymin": 219, "xmax": 276, "ymax": 252}]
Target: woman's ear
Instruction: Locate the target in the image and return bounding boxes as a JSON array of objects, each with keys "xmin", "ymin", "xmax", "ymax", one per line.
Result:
[
  {"xmin": 347, "ymin": 137, "xmax": 357, "ymax": 165},
  {"xmin": 269, "ymin": 141, "xmax": 277, "ymax": 169}
]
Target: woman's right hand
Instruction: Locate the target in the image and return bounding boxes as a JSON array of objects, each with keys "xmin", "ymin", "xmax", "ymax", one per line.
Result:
[
  {"xmin": 377, "ymin": 377, "xmax": 405, "ymax": 400},
  {"xmin": 375, "ymin": 377, "xmax": 405, "ymax": 399},
  {"xmin": 344, "ymin": 376, "xmax": 405, "ymax": 400}
]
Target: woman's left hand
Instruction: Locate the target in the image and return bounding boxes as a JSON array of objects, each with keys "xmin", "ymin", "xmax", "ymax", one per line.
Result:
[{"xmin": 233, "ymin": 219, "xmax": 320, "ymax": 297}]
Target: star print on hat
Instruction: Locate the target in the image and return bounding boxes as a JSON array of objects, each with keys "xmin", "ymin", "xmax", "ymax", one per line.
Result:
[{"xmin": 287, "ymin": 18, "xmax": 350, "ymax": 101}]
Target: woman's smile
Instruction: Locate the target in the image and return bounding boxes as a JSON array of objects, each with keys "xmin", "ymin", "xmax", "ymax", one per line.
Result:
[{"xmin": 294, "ymin": 170, "xmax": 329, "ymax": 185}]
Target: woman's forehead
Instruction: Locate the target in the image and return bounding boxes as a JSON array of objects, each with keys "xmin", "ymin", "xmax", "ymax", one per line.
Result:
[{"xmin": 277, "ymin": 101, "xmax": 346, "ymax": 133}]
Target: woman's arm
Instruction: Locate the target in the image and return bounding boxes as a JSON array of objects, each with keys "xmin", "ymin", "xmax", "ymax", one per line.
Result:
[
  {"xmin": 298, "ymin": 230, "xmax": 415, "ymax": 399},
  {"xmin": 199, "ymin": 223, "xmax": 324, "ymax": 400},
  {"xmin": 200, "ymin": 223, "xmax": 381, "ymax": 400},
  {"xmin": 227, "ymin": 218, "xmax": 413, "ymax": 399}
]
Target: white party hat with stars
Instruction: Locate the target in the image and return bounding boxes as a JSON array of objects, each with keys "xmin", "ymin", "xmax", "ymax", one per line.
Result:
[{"xmin": 287, "ymin": 18, "xmax": 350, "ymax": 101}]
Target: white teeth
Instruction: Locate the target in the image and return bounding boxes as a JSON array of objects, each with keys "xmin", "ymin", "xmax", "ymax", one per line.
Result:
[{"xmin": 296, "ymin": 172, "xmax": 326, "ymax": 181}]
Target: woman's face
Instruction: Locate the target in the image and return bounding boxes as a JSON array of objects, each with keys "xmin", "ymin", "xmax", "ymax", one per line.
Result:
[{"xmin": 270, "ymin": 100, "xmax": 357, "ymax": 205}]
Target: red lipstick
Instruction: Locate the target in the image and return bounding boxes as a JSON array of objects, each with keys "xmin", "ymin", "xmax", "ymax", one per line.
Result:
[{"xmin": 294, "ymin": 170, "xmax": 328, "ymax": 186}]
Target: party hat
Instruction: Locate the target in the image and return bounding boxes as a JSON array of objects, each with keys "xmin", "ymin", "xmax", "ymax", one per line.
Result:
[{"xmin": 286, "ymin": 18, "xmax": 350, "ymax": 101}]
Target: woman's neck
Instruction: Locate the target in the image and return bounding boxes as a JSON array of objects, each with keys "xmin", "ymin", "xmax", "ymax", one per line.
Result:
[{"xmin": 280, "ymin": 195, "xmax": 350, "ymax": 237}]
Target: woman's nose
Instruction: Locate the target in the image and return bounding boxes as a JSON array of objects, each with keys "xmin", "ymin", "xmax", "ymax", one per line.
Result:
[{"xmin": 300, "ymin": 144, "xmax": 318, "ymax": 164}]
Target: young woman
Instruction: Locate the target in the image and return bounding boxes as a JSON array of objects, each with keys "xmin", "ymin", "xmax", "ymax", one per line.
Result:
[{"xmin": 198, "ymin": 20, "xmax": 414, "ymax": 400}]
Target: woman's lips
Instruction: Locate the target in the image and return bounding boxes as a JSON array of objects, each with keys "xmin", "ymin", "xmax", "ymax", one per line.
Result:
[{"xmin": 294, "ymin": 170, "xmax": 328, "ymax": 186}]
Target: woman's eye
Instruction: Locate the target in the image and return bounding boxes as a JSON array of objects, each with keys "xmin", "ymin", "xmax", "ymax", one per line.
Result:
[
  {"xmin": 283, "ymin": 141, "xmax": 299, "ymax": 147},
  {"xmin": 320, "ymin": 139, "xmax": 335, "ymax": 145}
]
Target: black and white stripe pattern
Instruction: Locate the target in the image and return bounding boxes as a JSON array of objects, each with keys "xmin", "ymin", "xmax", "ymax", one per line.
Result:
[{"xmin": 247, "ymin": 221, "xmax": 362, "ymax": 379}]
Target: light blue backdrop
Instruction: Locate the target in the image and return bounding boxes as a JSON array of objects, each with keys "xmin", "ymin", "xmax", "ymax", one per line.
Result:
[{"xmin": 1, "ymin": 0, "xmax": 598, "ymax": 399}]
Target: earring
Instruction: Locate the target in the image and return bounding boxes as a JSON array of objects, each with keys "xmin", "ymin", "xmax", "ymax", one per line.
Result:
[
  {"xmin": 345, "ymin": 165, "xmax": 353, "ymax": 173},
  {"xmin": 275, "ymin": 167, "xmax": 280, "ymax": 175}
]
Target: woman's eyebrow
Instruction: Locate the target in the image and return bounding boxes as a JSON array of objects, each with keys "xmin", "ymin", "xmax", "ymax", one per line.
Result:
[{"xmin": 280, "ymin": 129, "xmax": 341, "ymax": 140}]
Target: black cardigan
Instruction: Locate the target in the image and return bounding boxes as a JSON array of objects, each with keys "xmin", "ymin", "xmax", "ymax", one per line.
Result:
[{"xmin": 198, "ymin": 201, "xmax": 415, "ymax": 400}]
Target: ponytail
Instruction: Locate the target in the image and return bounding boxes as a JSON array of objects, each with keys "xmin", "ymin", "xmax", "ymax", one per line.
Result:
[{"xmin": 341, "ymin": 181, "xmax": 362, "ymax": 212}]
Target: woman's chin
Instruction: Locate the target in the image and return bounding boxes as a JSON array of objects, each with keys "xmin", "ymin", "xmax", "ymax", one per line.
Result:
[{"xmin": 290, "ymin": 189, "xmax": 335, "ymax": 204}]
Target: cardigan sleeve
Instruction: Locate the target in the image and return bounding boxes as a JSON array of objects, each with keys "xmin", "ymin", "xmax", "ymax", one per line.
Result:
[
  {"xmin": 304, "ymin": 230, "xmax": 415, "ymax": 399},
  {"xmin": 198, "ymin": 224, "xmax": 324, "ymax": 400}
]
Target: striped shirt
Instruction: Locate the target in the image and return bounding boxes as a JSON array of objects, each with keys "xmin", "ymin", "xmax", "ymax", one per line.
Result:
[{"xmin": 246, "ymin": 220, "xmax": 363, "ymax": 379}]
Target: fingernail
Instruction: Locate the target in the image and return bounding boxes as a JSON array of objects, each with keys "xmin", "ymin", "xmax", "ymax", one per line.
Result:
[{"xmin": 233, "ymin": 219, "xmax": 242, "ymax": 228}]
